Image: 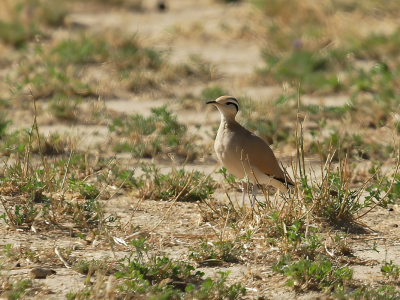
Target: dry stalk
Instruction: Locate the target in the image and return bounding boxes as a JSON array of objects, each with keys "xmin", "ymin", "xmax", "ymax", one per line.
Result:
[
  {"xmin": 61, "ymin": 150, "xmax": 74, "ymax": 194},
  {"xmin": 357, "ymin": 158, "xmax": 400, "ymax": 219},
  {"xmin": 54, "ymin": 247, "xmax": 71, "ymax": 268},
  {"xmin": 150, "ymin": 174, "xmax": 193, "ymax": 232}
]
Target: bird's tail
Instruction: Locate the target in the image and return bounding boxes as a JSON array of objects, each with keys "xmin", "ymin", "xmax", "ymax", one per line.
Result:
[{"xmin": 269, "ymin": 177, "xmax": 293, "ymax": 194}]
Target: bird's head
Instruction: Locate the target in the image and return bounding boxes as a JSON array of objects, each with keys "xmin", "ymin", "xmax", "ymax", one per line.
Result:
[{"xmin": 206, "ymin": 96, "xmax": 239, "ymax": 119}]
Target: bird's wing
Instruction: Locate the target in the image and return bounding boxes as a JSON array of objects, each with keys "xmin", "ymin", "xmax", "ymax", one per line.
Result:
[{"xmin": 241, "ymin": 132, "xmax": 293, "ymax": 185}]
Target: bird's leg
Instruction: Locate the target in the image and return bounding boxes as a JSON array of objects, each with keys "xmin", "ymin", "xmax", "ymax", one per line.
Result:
[
  {"xmin": 251, "ymin": 184, "xmax": 258, "ymax": 206},
  {"xmin": 241, "ymin": 181, "xmax": 247, "ymax": 207}
]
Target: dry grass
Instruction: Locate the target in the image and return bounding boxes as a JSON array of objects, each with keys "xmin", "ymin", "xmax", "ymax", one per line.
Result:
[{"xmin": 2, "ymin": 0, "xmax": 400, "ymax": 299}]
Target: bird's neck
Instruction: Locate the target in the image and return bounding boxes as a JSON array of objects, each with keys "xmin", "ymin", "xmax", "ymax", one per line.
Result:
[{"xmin": 218, "ymin": 113, "xmax": 237, "ymax": 132}]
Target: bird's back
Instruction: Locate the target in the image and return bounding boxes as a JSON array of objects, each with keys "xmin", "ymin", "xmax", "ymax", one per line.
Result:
[
  {"xmin": 217, "ymin": 120, "xmax": 291, "ymax": 185},
  {"xmin": 235, "ymin": 124, "xmax": 287, "ymax": 177}
]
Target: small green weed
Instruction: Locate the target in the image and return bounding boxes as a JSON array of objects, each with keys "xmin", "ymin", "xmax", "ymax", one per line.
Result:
[
  {"xmin": 0, "ymin": 16, "xmax": 40, "ymax": 48},
  {"xmin": 366, "ymin": 173, "xmax": 400, "ymax": 207},
  {"xmin": 300, "ymin": 233, "xmax": 324, "ymax": 259},
  {"xmin": 266, "ymin": 216, "xmax": 323, "ymax": 257},
  {"xmin": 0, "ymin": 277, "xmax": 32, "ymax": 300},
  {"xmin": 48, "ymin": 95, "xmax": 81, "ymax": 120},
  {"xmin": 0, "ymin": 200, "xmax": 39, "ymax": 228},
  {"xmin": 69, "ymin": 178, "xmax": 100, "ymax": 201},
  {"xmin": 299, "ymin": 158, "xmax": 375, "ymax": 225},
  {"xmin": 189, "ymin": 238, "xmax": 243, "ymax": 263},
  {"xmin": 334, "ymin": 285, "xmax": 400, "ymax": 300},
  {"xmin": 273, "ymin": 255, "xmax": 353, "ymax": 291},
  {"xmin": 309, "ymin": 131, "xmax": 375, "ymax": 161},
  {"xmin": 72, "ymin": 259, "xmax": 107, "ymax": 275},
  {"xmin": 200, "ymin": 86, "xmax": 227, "ymax": 101},
  {"xmin": 38, "ymin": 0, "xmax": 68, "ymax": 27},
  {"xmin": 178, "ymin": 55, "xmax": 219, "ymax": 81},
  {"xmin": 381, "ymin": 260, "xmax": 400, "ymax": 281},
  {"xmin": 0, "ymin": 114, "xmax": 11, "ymax": 137},
  {"xmin": 191, "ymin": 271, "xmax": 246, "ymax": 299},
  {"xmin": 51, "ymin": 34, "xmax": 162, "ymax": 70},
  {"xmin": 217, "ymin": 167, "xmax": 236, "ymax": 185},
  {"xmin": 3, "ymin": 244, "xmax": 19, "ymax": 260},
  {"xmin": 135, "ymin": 163, "xmax": 215, "ymax": 201},
  {"xmin": 258, "ymin": 49, "xmax": 347, "ymax": 94},
  {"xmin": 109, "ymin": 165, "xmax": 137, "ymax": 189},
  {"xmin": 113, "ymin": 238, "xmax": 246, "ymax": 299},
  {"xmin": 109, "ymin": 106, "xmax": 199, "ymax": 160}
]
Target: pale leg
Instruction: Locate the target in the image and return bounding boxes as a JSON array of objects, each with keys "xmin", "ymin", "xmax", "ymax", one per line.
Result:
[
  {"xmin": 241, "ymin": 181, "xmax": 247, "ymax": 206},
  {"xmin": 251, "ymin": 184, "xmax": 258, "ymax": 206}
]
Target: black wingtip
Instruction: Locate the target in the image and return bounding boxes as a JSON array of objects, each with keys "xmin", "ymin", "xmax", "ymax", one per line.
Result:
[{"xmin": 274, "ymin": 176, "xmax": 294, "ymax": 187}]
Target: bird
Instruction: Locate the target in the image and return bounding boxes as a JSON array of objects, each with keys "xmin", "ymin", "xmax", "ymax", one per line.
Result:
[
  {"xmin": 30, "ymin": 267, "xmax": 56, "ymax": 279},
  {"xmin": 206, "ymin": 96, "xmax": 294, "ymax": 205},
  {"xmin": 157, "ymin": 1, "xmax": 167, "ymax": 11}
]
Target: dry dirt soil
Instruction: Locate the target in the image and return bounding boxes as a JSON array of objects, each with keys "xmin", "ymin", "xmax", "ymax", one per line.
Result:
[{"xmin": 1, "ymin": 0, "xmax": 400, "ymax": 299}]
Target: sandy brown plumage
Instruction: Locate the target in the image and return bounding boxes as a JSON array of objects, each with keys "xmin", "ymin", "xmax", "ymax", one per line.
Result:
[{"xmin": 207, "ymin": 96, "xmax": 293, "ymax": 204}]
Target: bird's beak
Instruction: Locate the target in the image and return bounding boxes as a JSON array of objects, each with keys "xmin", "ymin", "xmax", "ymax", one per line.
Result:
[{"xmin": 206, "ymin": 100, "xmax": 217, "ymax": 105}]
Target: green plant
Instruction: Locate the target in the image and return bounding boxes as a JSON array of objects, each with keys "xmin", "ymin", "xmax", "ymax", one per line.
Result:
[
  {"xmin": 366, "ymin": 173, "xmax": 400, "ymax": 207},
  {"xmin": 8, "ymin": 31, "xmax": 167, "ymax": 104},
  {"xmin": 189, "ymin": 238, "xmax": 243, "ymax": 263},
  {"xmin": 0, "ymin": 196, "xmax": 40, "ymax": 228},
  {"xmin": 37, "ymin": 0, "xmax": 68, "ymax": 27},
  {"xmin": 48, "ymin": 95, "xmax": 81, "ymax": 120},
  {"xmin": 299, "ymin": 156, "xmax": 377, "ymax": 225},
  {"xmin": 0, "ymin": 114, "xmax": 11, "ymax": 138},
  {"xmin": 3, "ymin": 244, "xmax": 18, "ymax": 260},
  {"xmin": 0, "ymin": 277, "xmax": 32, "ymax": 300},
  {"xmin": 51, "ymin": 33, "xmax": 163, "ymax": 70},
  {"xmin": 217, "ymin": 167, "xmax": 236, "ymax": 185},
  {"xmin": 332, "ymin": 233, "xmax": 352, "ymax": 256},
  {"xmin": 63, "ymin": 176, "xmax": 103, "ymax": 228},
  {"xmin": 334, "ymin": 285, "xmax": 400, "ymax": 300},
  {"xmin": 258, "ymin": 49, "xmax": 347, "ymax": 94},
  {"xmin": 113, "ymin": 238, "xmax": 246, "ymax": 299},
  {"xmin": 308, "ymin": 130, "xmax": 377, "ymax": 161},
  {"xmin": 72, "ymin": 259, "xmax": 106, "ymax": 275},
  {"xmin": 135, "ymin": 163, "xmax": 215, "ymax": 201},
  {"xmin": 109, "ymin": 106, "xmax": 199, "ymax": 159},
  {"xmin": 66, "ymin": 289, "xmax": 91, "ymax": 300},
  {"xmin": 381, "ymin": 260, "xmax": 400, "ymax": 281},
  {"xmin": 0, "ymin": 4, "xmax": 40, "ymax": 48},
  {"xmin": 179, "ymin": 55, "xmax": 219, "ymax": 81},
  {"xmin": 191, "ymin": 271, "xmax": 246, "ymax": 299},
  {"xmin": 200, "ymin": 86, "xmax": 227, "ymax": 101},
  {"xmin": 109, "ymin": 166, "xmax": 137, "ymax": 189},
  {"xmin": 300, "ymin": 233, "xmax": 323, "ymax": 259},
  {"xmin": 69, "ymin": 178, "xmax": 100, "ymax": 201},
  {"xmin": 0, "ymin": 123, "xmax": 116, "ymax": 232},
  {"xmin": 273, "ymin": 255, "xmax": 353, "ymax": 291}
]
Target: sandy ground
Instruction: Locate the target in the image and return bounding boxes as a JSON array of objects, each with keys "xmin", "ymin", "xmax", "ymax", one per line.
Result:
[{"xmin": 1, "ymin": 0, "xmax": 400, "ymax": 299}]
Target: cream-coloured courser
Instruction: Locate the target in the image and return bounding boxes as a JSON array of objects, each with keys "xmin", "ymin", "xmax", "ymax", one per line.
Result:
[{"xmin": 206, "ymin": 96, "xmax": 294, "ymax": 205}]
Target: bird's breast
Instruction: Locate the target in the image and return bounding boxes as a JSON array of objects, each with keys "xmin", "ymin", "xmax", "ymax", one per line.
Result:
[{"xmin": 214, "ymin": 128, "xmax": 246, "ymax": 178}]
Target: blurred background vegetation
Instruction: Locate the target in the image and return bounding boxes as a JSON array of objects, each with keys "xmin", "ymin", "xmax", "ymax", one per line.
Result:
[
  {"xmin": 0, "ymin": 0, "xmax": 399, "ymax": 164},
  {"xmin": 1, "ymin": 1, "xmax": 400, "ymax": 299}
]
